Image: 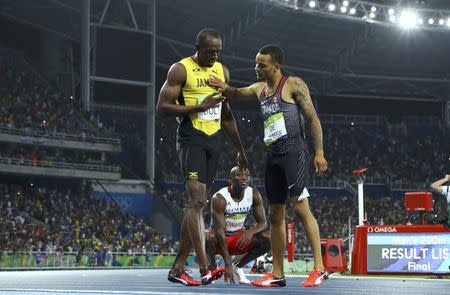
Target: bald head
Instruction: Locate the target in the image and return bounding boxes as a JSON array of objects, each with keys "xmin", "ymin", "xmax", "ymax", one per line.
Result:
[
  {"xmin": 229, "ymin": 166, "xmax": 250, "ymax": 191},
  {"xmin": 230, "ymin": 166, "xmax": 249, "ymax": 177}
]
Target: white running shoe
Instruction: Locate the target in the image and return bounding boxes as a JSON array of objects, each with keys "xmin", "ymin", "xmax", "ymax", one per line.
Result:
[{"xmin": 234, "ymin": 266, "xmax": 251, "ymax": 284}]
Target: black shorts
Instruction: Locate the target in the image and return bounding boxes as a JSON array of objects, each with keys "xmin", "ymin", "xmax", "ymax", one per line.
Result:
[
  {"xmin": 177, "ymin": 144, "xmax": 219, "ymax": 185},
  {"xmin": 265, "ymin": 148, "xmax": 307, "ymax": 204}
]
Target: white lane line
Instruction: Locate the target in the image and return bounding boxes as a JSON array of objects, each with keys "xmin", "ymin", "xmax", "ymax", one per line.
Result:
[{"xmin": 0, "ymin": 289, "xmax": 224, "ymax": 295}]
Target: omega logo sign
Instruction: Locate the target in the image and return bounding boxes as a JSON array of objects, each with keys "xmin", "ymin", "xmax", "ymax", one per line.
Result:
[{"xmin": 367, "ymin": 227, "xmax": 397, "ymax": 233}]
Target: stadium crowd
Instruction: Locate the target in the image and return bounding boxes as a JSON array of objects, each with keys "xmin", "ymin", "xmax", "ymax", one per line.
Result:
[
  {"xmin": 156, "ymin": 111, "xmax": 449, "ymax": 189},
  {"xmin": 0, "ymin": 50, "xmax": 115, "ymax": 140},
  {"xmin": 0, "ymin": 183, "xmax": 177, "ymax": 256},
  {"xmin": 0, "ymin": 143, "xmax": 118, "ymax": 169}
]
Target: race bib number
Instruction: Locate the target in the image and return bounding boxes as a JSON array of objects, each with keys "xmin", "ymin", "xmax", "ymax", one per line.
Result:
[
  {"xmin": 225, "ymin": 219, "xmax": 245, "ymax": 232},
  {"xmin": 263, "ymin": 112, "xmax": 287, "ymax": 146},
  {"xmin": 197, "ymin": 95, "xmax": 222, "ymax": 121}
]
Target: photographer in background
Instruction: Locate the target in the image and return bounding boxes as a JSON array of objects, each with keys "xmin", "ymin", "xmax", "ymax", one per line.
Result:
[{"xmin": 430, "ymin": 174, "xmax": 450, "ymax": 228}]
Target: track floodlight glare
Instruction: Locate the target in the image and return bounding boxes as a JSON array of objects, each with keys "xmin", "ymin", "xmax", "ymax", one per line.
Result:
[
  {"xmin": 271, "ymin": 1, "xmax": 450, "ymax": 31},
  {"xmin": 399, "ymin": 10, "xmax": 418, "ymax": 29}
]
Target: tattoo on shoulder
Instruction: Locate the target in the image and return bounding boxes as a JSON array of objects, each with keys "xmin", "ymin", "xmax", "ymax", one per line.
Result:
[{"xmin": 292, "ymin": 78, "xmax": 308, "ymax": 101}]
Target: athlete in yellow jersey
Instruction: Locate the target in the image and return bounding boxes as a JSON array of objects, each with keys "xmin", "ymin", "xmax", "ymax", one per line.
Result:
[
  {"xmin": 157, "ymin": 28, "xmax": 248, "ymax": 286},
  {"xmin": 177, "ymin": 56, "xmax": 225, "ymax": 137}
]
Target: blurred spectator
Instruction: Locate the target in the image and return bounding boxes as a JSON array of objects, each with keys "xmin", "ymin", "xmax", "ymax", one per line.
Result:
[
  {"xmin": 0, "ymin": 50, "xmax": 116, "ymax": 141},
  {"xmin": 0, "ymin": 182, "xmax": 177, "ymax": 256}
]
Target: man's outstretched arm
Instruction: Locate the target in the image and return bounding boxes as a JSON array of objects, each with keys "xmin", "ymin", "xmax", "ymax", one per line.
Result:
[{"xmin": 209, "ymin": 74, "xmax": 260, "ymax": 102}]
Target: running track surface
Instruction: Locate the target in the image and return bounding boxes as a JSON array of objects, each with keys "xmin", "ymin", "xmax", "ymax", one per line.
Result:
[{"xmin": 0, "ymin": 269, "xmax": 448, "ymax": 295}]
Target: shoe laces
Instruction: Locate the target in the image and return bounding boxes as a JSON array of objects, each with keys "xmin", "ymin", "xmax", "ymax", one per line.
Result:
[{"xmin": 306, "ymin": 268, "xmax": 324, "ymax": 282}]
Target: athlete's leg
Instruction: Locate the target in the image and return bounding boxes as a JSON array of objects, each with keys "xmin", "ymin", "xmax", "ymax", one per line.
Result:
[
  {"xmin": 171, "ymin": 145, "xmax": 209, "ymax": 275},
  {"xmin": 170, "ymin": 213, "xmax": 193, "ymax": 273},
  {"xmin": 171, "ymin": 180, "xmax": 208, "ymax": 273},
  {"xmin": 185, "ymin": 179, "xmax": 209, "ymax": 274},
  {"xmin": 264, "ymin": 157, "xmax": 288, "ymax": 279},
  {"xmin": 205, "ymin": 229, "xmax": 218, "ymax": 269},
  {"xmin": 233, "ymin": 243, "xmax": 261, "ymax": 285},
  {"xmin": 269, "ymin": 203, "xmax": 286, "ymax": 278},
  {"xmin": 202, "ymin": 144, "xmax": 220, "ymax": 271},
  {"xmin": 281, "ymin": 145, "xmax": 325, "ymax": 270},
  {"xmin": 234, "ymin": 231, "xmax": 271, "ymax": 268},
  {"xmin": 292, "ymin": 197, "xmax": 325, "ymax": 271}
]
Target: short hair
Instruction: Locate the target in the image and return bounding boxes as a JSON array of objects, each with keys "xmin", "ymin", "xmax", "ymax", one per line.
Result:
[
  {"xmin": 196, "ymin": 28, "xmax": 221, "ymax": 47},
  {"xmin": 259, "ymin": 44, "xmax": 284, "ymax": 65}
]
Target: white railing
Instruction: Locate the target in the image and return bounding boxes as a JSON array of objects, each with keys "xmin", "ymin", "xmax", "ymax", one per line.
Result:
[
  {"xmin": 0, "ymin": 125, "xmax": 120, "ymax": 145},
  {"xmin": 0, "ymin": 156, "xmax": 120, "ymax": 172}
]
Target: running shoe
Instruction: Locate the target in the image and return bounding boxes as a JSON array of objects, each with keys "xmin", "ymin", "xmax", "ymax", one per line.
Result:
[
  {"xmin": 251, "ymin": 273, "xmax": 286, "ymax": 287},
  {"xmin": 234, "ymin": 266, "xmax": 251, "ymax": 284},
  {"xmin": 167, "ymin": 269, "xmax": 201, "ymax": 286},
  {"xmin": 302, "ymin": 267, "xmax": 329, "ymax": 287},
  {"xmin": 200, "ymin": 266, "xmax": 225, "ymax": 285}
]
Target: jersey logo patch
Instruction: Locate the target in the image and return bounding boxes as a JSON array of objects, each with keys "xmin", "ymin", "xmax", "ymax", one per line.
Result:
[
  {"xmin": 188, "ymin": 172, "xmax": 199, "ymax": 180},
  {"xmin": 196, "ymin": 78, "xmax": 210, "ymax": 87}
]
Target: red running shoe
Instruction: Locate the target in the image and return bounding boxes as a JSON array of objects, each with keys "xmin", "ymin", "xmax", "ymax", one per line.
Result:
[
  {"xmin": 200, "ymin": 266, "xmax": 225, "ymax": 285},
  {"xmin": 302, "ymin": 267, "xmax": 329, "ymax": 287},
  {"xmin": 167, "ymin": 269, "xmax": 201, "ymax": 286},
  {"xmin": 251, "ymin": 273, "xmax": 286, "ymax": 287}
]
